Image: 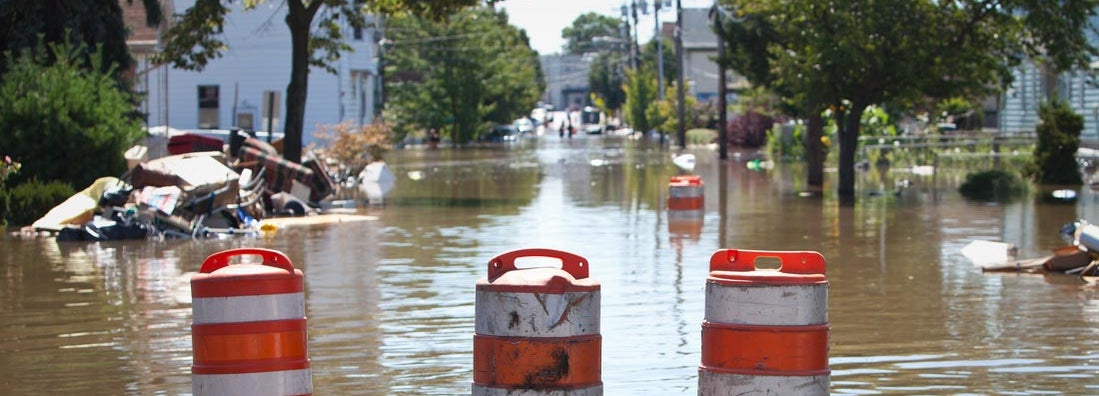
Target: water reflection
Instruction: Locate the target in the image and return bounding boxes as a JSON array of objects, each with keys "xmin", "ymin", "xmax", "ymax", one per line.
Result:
[{"xmin": 3, "ymin": 135, "xmax": 1099, "ymax": 394}]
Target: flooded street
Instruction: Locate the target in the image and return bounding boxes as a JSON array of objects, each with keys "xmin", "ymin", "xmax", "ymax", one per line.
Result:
[{"xmin": 4, "ymin": 134, "xmax": 1099, "ymax": 395}]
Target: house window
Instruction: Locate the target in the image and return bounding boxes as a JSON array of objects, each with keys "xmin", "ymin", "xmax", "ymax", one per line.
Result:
[
  {"xmin": 353, "ymin": 25, "xmax": 363, "ymax": 40},
  {"xmin": 351, "ymin": 70, "xmax": 371, "ymax": 124},
  {"xmin": 198, "ymin": 85, "xmax": 219, "ymax": 129}
]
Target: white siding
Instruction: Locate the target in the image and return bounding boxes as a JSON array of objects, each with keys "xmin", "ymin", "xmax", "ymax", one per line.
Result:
[
  {"xmin": 1000, "ymin": 61, "xmax": 1042, "ymax": 135},
  {"xmin": 148, "ymin": 0, "xmax": 379, "ymax": 146},
  {"xmin": 1000, "ymin": 61, "xmax": 1099, "ymax": 140}
]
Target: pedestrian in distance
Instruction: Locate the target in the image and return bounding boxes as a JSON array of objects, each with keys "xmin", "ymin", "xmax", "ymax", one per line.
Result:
[{"xmin": 428, "ymin": 128, "xmax": 440, "ymax": 149}]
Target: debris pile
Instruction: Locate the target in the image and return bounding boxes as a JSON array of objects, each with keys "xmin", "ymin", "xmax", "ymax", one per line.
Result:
[
  {"xmin": 24, "ymin": 132, "xmax": 341, "ymax": 240},
  {"xmin": 970, "ymin": 219, "xmax": 1099, "ymax": 277}
]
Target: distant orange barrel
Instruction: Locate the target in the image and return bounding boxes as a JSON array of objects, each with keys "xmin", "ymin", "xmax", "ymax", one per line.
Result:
[
  {"xmin": 699, "ymin": 249, "xmax": 829, "ymax": 395},
  {"xmin": 668, "ymin": 175, "xmax": 703, "ymax": 211},
  {"xmin": 473, "ymin": 248, "xmax": 602, "ymax": 395},
  {"xmin": 190, "ymin": 248, "xmax": 311, "ymax": 396}
]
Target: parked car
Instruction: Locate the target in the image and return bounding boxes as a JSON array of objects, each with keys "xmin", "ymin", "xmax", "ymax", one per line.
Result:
[
  {"xmin": 483, "ymin": 124, "xmax": 519, "ymax": 142},
  {"xmin": 530, "ymin": 108, "xmax": 547, "ymax": 124},
  {"xmin": 514, "ymin": 118, "xmax": 534, "ymax": 135}
]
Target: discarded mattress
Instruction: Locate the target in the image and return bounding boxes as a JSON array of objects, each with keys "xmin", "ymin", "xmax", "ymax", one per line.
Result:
[{"xmin": 31, "ymin": 177, "xmax": 124, "ymax": 231}]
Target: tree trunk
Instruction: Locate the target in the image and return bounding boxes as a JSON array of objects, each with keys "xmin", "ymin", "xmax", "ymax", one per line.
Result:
[
  {"xmin": 837, "ymin": 103, "xmax": 865, "ymax": 197},
  {"xmin": 283, "ymin": 3, "xmax": 314, "ymax": 164},
  {"xmin": 806, "ymin": 103, "xmax": 824, "ymax": 187}
]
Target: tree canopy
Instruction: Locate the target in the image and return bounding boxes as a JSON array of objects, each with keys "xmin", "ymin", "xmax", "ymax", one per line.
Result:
[
  {"xmin": 562, "ymin": 12, "xmax": 624, "ymax": 55},
  {"xmin": 383, "ymin": 7, "xmax": 543, "ymax": 144},
  {"xmin": 588, "ymin": 51, "xmax": 626, "ymax": 113},
  {"xmin": 0, "ymin": 0, "xmax": 162, "ymax": 83},
  {"xmin": 715, "ymin": 0, "xmax": 1099, "ymax": 197},
  {"xmin": 156, "ymin": 0, "xmax": 482, "ymax": 163}
]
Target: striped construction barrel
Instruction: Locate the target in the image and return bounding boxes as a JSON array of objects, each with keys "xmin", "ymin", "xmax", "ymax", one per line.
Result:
[
  {"xmin": 668, "ymin": 175, "xmax": 703, "ymax": 211},
  {"xmin": 190, "ymin": 248, "xmax": 311, "ymax": 396},
  {"xmin": 473, "ymin": 248, "xmax": 602, "ymax": 395},
  {"xmin": 699, "ymin": 249, "xmax": 829, "ymax": 396}
]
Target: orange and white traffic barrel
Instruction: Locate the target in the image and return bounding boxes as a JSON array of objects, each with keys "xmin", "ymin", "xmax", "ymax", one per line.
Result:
[
  {"xmin": 190, "ymin": 248, "xmax": 311, "ymax": 396},
  {"xmin": 473, "ymin": 248, "xmax": 602, "ymax": 395},
  {"xmin": 699, "ymin": 249, "xmax": 829, "ymax": 396},
  {"xmin": 668, "ymin": 175, "xmax": 703, "ymax": 211}
]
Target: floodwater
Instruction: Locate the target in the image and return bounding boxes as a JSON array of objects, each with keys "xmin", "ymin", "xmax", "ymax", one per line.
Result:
[{"xmin": 3, "ymin": 133, "xmax": 1099, "ymax": 395}]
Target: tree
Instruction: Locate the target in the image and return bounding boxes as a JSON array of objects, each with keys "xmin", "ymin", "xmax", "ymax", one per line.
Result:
[
  {"xmin": 716, "ymin": 0, "xmax": 1099, "ymax": 197},
  {"xmin": 1031, "ymin": 99, "xmax": 1084, "ymax": 185},
  {"xmin": 639, "ymin": 36, "xmax": 676, "ymax": 93},
  {"xmin": 156, "ymin": 0, "xmax": 483, "ymax": 164},
  {"xmin": 649, "ymin": 82, "xmax": 700, "ymax": 138},
  {"xmin": 561, "ymin": 12, "xmax": 623, "ymax": 55},
  {"xmin": 0, "ymin": 0, "xmax": 163, "ymax": 84},
  {"xmin": 622, "ymin": 66, "xmax": 658, "ymax": 135},
  {"xmin": 588, "ymin": 51, "xmax": 626, "ymax": 114},
  {"xmin": 383, "ymin": 7, "xmax": 543, "ymax": 144},
  {"xmin": 0, "ymin": 42, "xmax": 144, "ymax": 188}
]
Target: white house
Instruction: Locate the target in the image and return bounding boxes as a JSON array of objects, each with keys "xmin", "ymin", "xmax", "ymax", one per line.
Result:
[
  {"xmin": 129, "ymin": 0, "xmax": 381, "ymax": 147},
  {"xmin": 999, "ymin": 60, "xmax": 1099, "ymax": 140}
]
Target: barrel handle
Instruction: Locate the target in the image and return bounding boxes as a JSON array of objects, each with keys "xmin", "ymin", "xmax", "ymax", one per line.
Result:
[
  {"xmin": 709, "ymin": 249, "xmax": 825, "ymax": 275},
  {"xmin": 488, "ymin": 248, "xmax": 589, "ymax": 280},
  {"xmin": 200, "ymin": 248, "xmax": 295, "ymax": 273}
]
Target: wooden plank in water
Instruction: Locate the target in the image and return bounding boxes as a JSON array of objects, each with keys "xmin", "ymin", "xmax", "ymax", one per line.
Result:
[
  {"xmin": 259, "ymin": 214, "xmax": 376, "ymax": 229},
  {"xmin": 980, "ymin": 257, "xmax": 1048, "ymax": 273}
]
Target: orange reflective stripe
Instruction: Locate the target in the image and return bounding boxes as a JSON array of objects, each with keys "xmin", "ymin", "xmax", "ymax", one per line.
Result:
[
  {"xmin": 701, "ymin": 321, "xmax": 829, "ymax": 375},
  {"xmin": 191, "ymin": 275, "xmax": 303, "ymax": 297},
  {"xmin": 193, "ymin": 319, "xmax": 308, "ymax": 372},
  {"xmin": 668, "ymin": 197, "xmax": 703, "ymax": 210},
  {"xmin": 473, "ymin": 334, "xmax": 601, "ymax": 388}
]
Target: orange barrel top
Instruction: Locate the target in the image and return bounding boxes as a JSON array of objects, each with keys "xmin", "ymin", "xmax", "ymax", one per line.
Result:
[
  {"xmin": 668, "ymin": 175, "xmax": 703, "ymax": 196},
  {"xmin": 476, "ymin": 248, "xmax": 600, "ymax": 294},
  {"xmin": 191, "ymin": 248, "xmax": 303, "ymax": 300}
]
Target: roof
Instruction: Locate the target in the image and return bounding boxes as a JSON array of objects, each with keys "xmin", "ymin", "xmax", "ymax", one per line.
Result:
[{"xmin": 680, "ymin": 8, "xmax": 717, "ymax": 50}]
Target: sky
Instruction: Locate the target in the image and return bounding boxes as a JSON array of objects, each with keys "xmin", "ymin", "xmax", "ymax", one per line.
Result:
[{"xmin": 497, "ymin": 0, "xmax": 715, "ymax": 56}]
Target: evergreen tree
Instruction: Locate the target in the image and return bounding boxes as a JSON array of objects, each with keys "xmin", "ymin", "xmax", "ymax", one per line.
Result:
[
  {"xmin": 0, "ymin": 42, "xmax": 144, "ymax": 188},
  {"xmin": 1032, "ymin": 100, "xmax": 1084, "ymax": 185}
]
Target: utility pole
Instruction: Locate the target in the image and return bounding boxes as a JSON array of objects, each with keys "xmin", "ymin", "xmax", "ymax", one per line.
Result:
[
  {"xmin": 375, "ymin": 15, "xmax": 386, "ymax": 120},
  {"xmin": 655, "ymin": 0, "xmax": 665, "ymax": 100},
  {"xmin": 675, "ymin": 0, "xmax": 686, "ymax": 149},
  {"xmin": 621, "ymin": 4, "xmax": 634, "ymax": 70},
  {"xmin": 716, "ymin": 10, "xmax": 728, "ymax": 161},
  {"xmin": 631, "ymin": 1, "xmax": 641, "ymax": 70}
]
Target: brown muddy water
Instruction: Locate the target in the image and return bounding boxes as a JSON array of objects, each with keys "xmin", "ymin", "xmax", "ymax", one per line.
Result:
[{"xmin": 3, "ymin": 134, "xmax": 1099, "ymax": 395}]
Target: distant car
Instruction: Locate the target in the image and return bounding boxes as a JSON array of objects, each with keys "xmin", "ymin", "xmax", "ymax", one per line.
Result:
[
  {"xmin": 514, "ymin": 118, "xmax": 534, "ymax": 135},
  {"xmin": 530, "ymin": 108, "xmax": 547, "ymax": 124},
  {"xmin": 580, "ymin": 106, "xmax": 604, "ymax": 134},
  {"xmin": 483, "ymin": 124, "xmax": 519, "ymax": 142}
]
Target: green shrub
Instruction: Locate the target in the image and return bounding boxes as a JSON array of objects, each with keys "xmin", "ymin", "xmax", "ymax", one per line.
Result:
[
  {"xmin": 1030, "ymin": 99, "xmax": 1083, "ymax": 185},
  {"xmin": 0, "ymin": 42, "xmax": 143, "ymax": 189},
  {"xmin": 766, "ymin": 122, "xmax": 807, "ymax": 161},
  {"xmin": 6, "ymin": 180, "xmax": 75, "ymax": 227},
  {"xmin": 959, "ymin": 170, "xmax": 1028, "ymax": 202},
  {"xmin": 686, "ymin": 128, "xmax": 717, "ymax": 146},
  {"xmin": 0, "ymin": 190, "xmax": 8, "ymax": 228}
]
